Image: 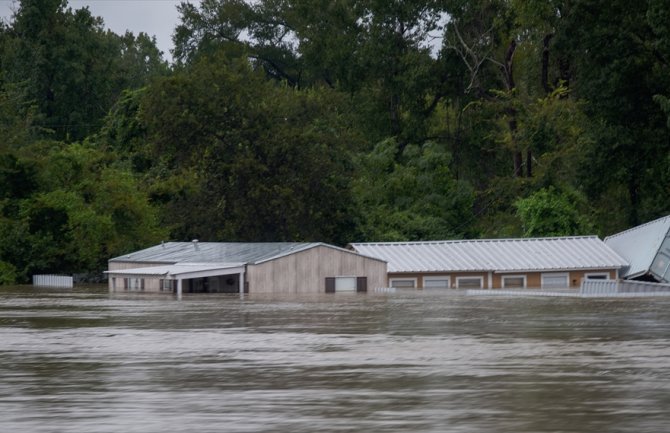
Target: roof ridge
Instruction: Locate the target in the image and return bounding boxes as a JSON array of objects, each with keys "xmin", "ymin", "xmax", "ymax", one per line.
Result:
[{"xmin": 352, "ymin": 236, "xmax": 599, "ymax": 246}]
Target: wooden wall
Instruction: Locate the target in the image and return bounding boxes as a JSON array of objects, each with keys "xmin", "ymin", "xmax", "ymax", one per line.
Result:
[
  {"xmin": 246, "ymin": 245, "xmax": 387, "ymax": 294},
  {"xmin": 107, "ymin": 261, "xmax": 167, "ymax": 292}
]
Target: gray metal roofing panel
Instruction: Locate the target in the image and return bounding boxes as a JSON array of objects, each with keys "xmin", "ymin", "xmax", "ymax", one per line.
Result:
[
  {"xmin": 351, "ymin": 236, "xmax": 629, "ymax": 273},
  {"xmin": 110, "ymin": 242, "xmax": 318, "ymax": 265},
  {"xmin": 604, "ymin": 215, "xmax": 670, "ymax": 278},
  {"xmin": 105, "ymin": 262, "xmax": 246, "ymax": 277}
]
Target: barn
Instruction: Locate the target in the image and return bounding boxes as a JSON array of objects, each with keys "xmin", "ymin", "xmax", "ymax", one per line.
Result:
[
  {"xmin": 350, "ymin": 236, "xmax": 628, "ymax": 290},
  {"xmin": 106, "ymin": 241, "xmax": 387, "ymax": 296}
]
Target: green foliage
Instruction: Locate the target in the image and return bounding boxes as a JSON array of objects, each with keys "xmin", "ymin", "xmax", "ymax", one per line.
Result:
[
  {"xmin": 0, "ymin": 140, "xmax": 167, "ymax": 282},
  {"xmin": 354, "ymin": 139, "xmax": 475, "ymax": 241},
  {"xmin": 515, "ymin": 187, "xmax": 593, "ymax": 237},
  {"xmin": 139, "ymin": 54, "xmax": 360, "ymax": 243},
  {"xmin": 0, "ymin": 0, "xmax": 167, "ymax": 141},
  {"xmin": 0, "ymin": 260, "xmax": 17, "ymax": 285}
]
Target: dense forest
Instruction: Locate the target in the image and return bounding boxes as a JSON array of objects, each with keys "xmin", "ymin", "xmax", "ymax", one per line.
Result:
[{"xmin": 0, "ymin": 0, "xmax": 668, "ymax": 283}]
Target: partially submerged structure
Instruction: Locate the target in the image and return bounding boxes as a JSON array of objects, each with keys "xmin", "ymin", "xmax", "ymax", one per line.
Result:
[
  {"xmin": 106, "ymin": 241, "xmax": 387, "ymax": 296},
  {"xmin": 351, "ymin": 236, "xmax": 628, "ymax": 289},
  {"xmin": 605, "ymin": 215, "xmax": 670, "ymax": 283}
]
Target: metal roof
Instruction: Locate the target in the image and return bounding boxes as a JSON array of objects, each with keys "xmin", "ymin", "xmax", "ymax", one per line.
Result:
[
  {"xmin": 110, "ymin": 242, "xmax": 319, "ymax": 265},
  {"xmin": 350, "ymin": 236, "xmax": 628, "ymax": 273},
  {"xmin": 604, "ymin": 215, "xmax": 670, "ymax": 279},
  {"xmin": 110, "ymin": 241, "xmax": 386, "ymax": 266},
  {"xmin": 105, "ymin": 262, "xmax": 246, "ymax": 278}
]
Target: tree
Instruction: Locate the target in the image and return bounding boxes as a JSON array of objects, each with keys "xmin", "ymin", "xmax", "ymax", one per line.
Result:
[
  {"xmin": 515, "ymin": 187, "xmax": 593, "ymax": 237},
  {"xmin": 0, "ymin": 0, "xmax": 167, "ymax": 142},
  {"xmin": 556, "ymin": 0, "xmax": 670, "ymax": 229},
  {"xmin": 354, "ymin": 138, "xmax": 475, "ymax": 241},
  {"xmin": 173, "ymin": 0, "xmax": 458, "ymax": 145},
  {"xmin": 137, "ymin": 54, "xmax": 360, "ymax": 243},
  {"xmin": 0, "ymin": 140, "xmax": 167, "ymax": 283}
]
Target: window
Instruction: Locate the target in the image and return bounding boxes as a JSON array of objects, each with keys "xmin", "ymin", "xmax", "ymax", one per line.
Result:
[
  {"xmin": 456, "ymin": 277, "xmax": 483, "ymax": 289},
  {"xmin": 502, "ymin": 275, "xmax": 526, "ymax": 289},
  {"xmin": 390, "ymin": 278, "xmax": 417, "ymax": 289},
  {"xmin": 160, "ymin": 279, "xmax": 175, "ymax": 292},
  {"xmin": 651, "ymin": 253, "xmax": 670, "ymax": 279},
  {"xmin": 423, "ymin": 276, "xmax": 450, "ymax": 289},
  {"xmin": 326, "ymin": 277, "xmax": 367, "ymax": 293},
  {"xmin": 542, "ymin": 273, "xmax": 569, "ymax": 289},
  {"xmin": 585, "ymin": 273, "xmax": 609, "ymax": 280},
  {"xmin": 126, "ymin": 278, "xmax": 144, "ymax": 291},
  {"xmin": 335, "ymin": 277, "xmax": 357, "ymax": 292}
]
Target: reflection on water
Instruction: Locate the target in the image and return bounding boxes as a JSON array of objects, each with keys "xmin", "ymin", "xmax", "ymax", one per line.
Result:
[{"xmin": 1, "ymin": 286, "xmax": 670, "ymax": 433}]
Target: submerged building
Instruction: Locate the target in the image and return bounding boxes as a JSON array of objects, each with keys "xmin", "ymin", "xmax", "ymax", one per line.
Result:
[
  {"xmin": 106, "ymin": 241, "xmax": 387, "ymax": 296},
  {"xmin": 605, "ymin": 215, "xmax": 670, "ymax": 283},
  {"xmin": 351, "ymin": 236, "xmax": 628, "ymax": 289}
]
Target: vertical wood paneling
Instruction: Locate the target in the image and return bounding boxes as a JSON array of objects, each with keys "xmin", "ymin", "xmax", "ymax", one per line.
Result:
[{"xmin": 247, "ymin": 246, "xmax": 387, "ymax": 293}]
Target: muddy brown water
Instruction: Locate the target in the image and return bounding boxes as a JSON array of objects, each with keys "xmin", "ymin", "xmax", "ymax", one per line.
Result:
[{"xmin": 1, "ymin": 286, "xmax": 669, "ymax": 433}]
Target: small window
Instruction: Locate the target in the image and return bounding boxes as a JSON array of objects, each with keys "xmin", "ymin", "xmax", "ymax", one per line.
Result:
[
  {"xmin": 456, "ymin": 277, "xmax": 483, "ymax": 289},
  {"xmin": 390, "ymin": 278, "xmax": 417, "ymax": 288},
  {"xmin": 424, "ymin": 277, "xmax": 450, "ymax": 289},
  {"xmin": 651, "ymin": 253, "xmax": 670, "ymax": 278},
  {"xmin": 542, "ymin": 273, "xmax": 569, "ymax": 289},
  {"xmin": 502, "ymin": 275, "xmax": 526, "ymax": 289}
]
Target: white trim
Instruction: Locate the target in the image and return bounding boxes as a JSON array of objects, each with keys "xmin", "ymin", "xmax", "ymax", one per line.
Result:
[
  {"xmin": 488, "ymin": 271, "xmax": 493, "ymax": 289},
  {"xmin": 541, "ymin": 272, "xmax": 570, "ymax": 289},
  {"xmin": 423, "ymin": 276, "xmax": 451, "ymax": 289},
  {"xmin": 456, "ymin": 276, "xmax": 484, "ymax": 289},
  {"xmin": 389, "ymin": 278, "xmax": 417, "ymax": 289},
  {"xmin": 502, "ymin": 274, "xmax": 527, "ymax": 289}
]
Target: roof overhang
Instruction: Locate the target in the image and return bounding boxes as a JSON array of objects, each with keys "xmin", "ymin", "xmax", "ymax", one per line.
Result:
[
  {"xmin": 105, "ymin": 262, "xmax": 246, "ymax": 280},
  {"xmin": 388, "ymin": 266, "xmax": 622, "ymax": 274}
]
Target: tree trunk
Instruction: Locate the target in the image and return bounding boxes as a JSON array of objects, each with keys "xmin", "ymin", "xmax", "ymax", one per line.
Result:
[
  {"xmin": 503, "ymin": 39, "xmax": 522, "ymax": 177},
  {"xmin": 557, "ymin": 56, "xmax": 570, "ymax": 92},
  {"xmin": 542, "ymin": 34, "xmax": 553, "ymax": 94},
  {"xmin": 514, "ymin": 150, "xmax": 523, "ymax": 177}
]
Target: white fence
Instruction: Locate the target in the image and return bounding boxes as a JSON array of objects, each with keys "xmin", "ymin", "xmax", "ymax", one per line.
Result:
[
  {"xmin": 580, "ymin": 279, "xmax": 670, "ymax": 296},
  {"xmin": 32, "ymin": 275, "xmax": 74, "ymax": 288}
]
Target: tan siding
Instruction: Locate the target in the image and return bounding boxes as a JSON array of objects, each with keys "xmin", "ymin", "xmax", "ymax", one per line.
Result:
[
  {"xmin": 107, "ymin": 261, "xmax": 170, "ymax": 291},
  {"xmin": 389, "ymin": 272, "xmax": 490, "ymax": 289},
  {"xmin": 247, "ymin": 246, "xmax": 386, "ymax": 294},
  {"xmin": 390, "ymin": 269, "xmax": 618, "ymax": 289}
]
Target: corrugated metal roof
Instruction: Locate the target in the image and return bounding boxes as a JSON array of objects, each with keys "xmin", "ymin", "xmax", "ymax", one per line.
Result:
[
  {"xmin": 105, "ymin": 262, "xmax": 246, "ymax": 277},
  {"xmin": 605, "ymin": 215, "xmax": 670, "ymax": 279},
  {"xmin": 110, "ymin": 242, "xmax": 319, "ymax": 265},
  {"xmin": 351, "ymin": 236, "xmax": 628, "ymax": 273}
]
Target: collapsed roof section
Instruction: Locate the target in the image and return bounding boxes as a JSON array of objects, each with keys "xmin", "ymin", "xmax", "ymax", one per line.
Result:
[{"xmin": 605, "ymin": 215, "xmax": 670, "ymax": 282}]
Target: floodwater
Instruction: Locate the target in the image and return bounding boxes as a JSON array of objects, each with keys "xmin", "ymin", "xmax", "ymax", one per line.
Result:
[{"xmin": 1, "ymin": 287, "xmax": 670, "ymax": 433}]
